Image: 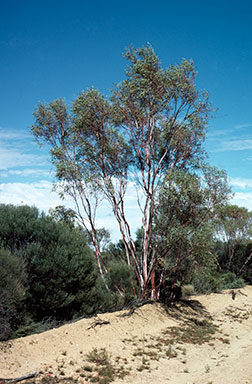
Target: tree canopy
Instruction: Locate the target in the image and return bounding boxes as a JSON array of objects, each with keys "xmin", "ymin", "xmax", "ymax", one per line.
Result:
[{"xmin": 31, "ymin": 44, "xmax": 231, "ymax": 300}]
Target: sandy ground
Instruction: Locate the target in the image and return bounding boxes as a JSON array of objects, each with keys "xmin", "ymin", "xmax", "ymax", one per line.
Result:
[{"xmin": 1, "ymin": 286, "xmax": 252, "ymax": 384}]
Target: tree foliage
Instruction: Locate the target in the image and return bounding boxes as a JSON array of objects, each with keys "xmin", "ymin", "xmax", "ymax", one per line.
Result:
[
  {"xmin": 155, "ymin": 168, "xmax": 230, "ymax": 300},
  {"xmin": 31, "ymin": 44, "xmax": 230, "ymax": 300},
  {"xmin": 213, "ymin": 204, "xmax": 252, "ymax": 279},
  {"xmin": 215, "ymin": 204, "xmax": 252, "ymax": 268}
]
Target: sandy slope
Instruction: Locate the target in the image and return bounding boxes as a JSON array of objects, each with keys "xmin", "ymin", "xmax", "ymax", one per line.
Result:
[{"xmin": 1, "ymin": 286, "xmax": 252, "ymax": 384}]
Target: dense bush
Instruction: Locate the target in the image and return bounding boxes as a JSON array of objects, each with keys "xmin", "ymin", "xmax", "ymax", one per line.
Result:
[
  {"xmin": 105, "ymin": 261, "xmax": 136, "ymax": 306},
  {"xmin": 0, "ymin": 204, "xmax": 39, "ymax": 251},
  {"xmin": 0, "ymin": 204, "xmax": 114, "ymax": 335},
  {"xmin": 191, "ymin": 269, "xmax": 246, "ymax": 294},
  {"xmin": 0, "ymin": 248, "xmax": 26, "ymax": 340},
  {"xmin": 24, "ymin": 221, "xmax": 99, "ymax": 320},
  {"xmin": 220, "ymin": 241, "xmax": 252, "ymax": 283}
]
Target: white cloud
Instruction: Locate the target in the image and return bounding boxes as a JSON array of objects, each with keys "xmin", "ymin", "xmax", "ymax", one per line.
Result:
[
  {"xmin": 206, "ymin": 129, "xmax": 230, "ymax": 139},
  {"xmin": 0, "ymin": 168, "xmax": 52, "ymax": 178},
  {"xmin": 231, "ymin": 192, "xmax": 252, "ymax": 211},
  {"xmin": 0, "ymin": 180, "xmax": 62, "ymax": 211},
  {"xmin": 0, "ymin": 127, "xmax": 49, "ymax": 170},
  {"xmin": 0, "ymin": 129, "xmax": 30, "ymax": 140},
  {"xmin": 229, "ymin": 177, "xmax": 252, "ymax": 189},
  {"xmin": 0, "ymin": 147, "xmax": 48, "ymax": 170},
  {"xmin": 234, "ymin": 123, "xmax": 252, "ymax": 130},
  {"xmin": 215, "ymin": 139, "xmax": 252, "ymax": 152}
]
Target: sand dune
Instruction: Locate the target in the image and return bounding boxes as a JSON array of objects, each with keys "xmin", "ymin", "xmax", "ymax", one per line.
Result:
[{"xmin": 1, "ymin": 286, "xmax": 252, "ymax": 384}]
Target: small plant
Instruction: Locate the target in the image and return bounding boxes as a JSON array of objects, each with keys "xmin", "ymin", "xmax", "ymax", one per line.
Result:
[
  {"xmin": 205, "ymin": 364, "xmax": 210, "ymax": 373},
  {"xmin": 166, "ymin": 344, "xmax": 177, "ymax": 358},
  {"xmin": 83, "ymin": 365, "xmax": 93, "ymax": 372},
  {"xmin": 137, "ymin": 364, "xmax": 148, "ymax": 372},
  {"xmin": 84, "ymin": 348, "xmax": 129, "ymax": 383},
  {"xmin": 182, "ymin": 284, "xmax": 195, "ymax": 298},
  {"xmin": 86, "ymin": 348, "xmax": 110, "ymax": 365},
  {"xmin": 142, "ymin": 356, "xmax": 149, "ymax": 365}
]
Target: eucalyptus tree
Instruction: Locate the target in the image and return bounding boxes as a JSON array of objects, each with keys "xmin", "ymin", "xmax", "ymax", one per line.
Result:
[
  {"xmin": 215, "ymin": 204, "xmax": 252, "ymax": 270},
  {"xmin": 32, "ymin": 44, "xmax": 229, "ymax": 299},
  {"xmin": 154, "ymin": 168, "xmax": 230, "ymax": 300},
  {"xmin": 32, "ymin": 92, "xmax": 126, "ymax": 284}
]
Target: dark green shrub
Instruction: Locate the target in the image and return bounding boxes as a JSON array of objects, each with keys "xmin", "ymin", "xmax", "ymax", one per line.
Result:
[
  {"xmin": 106, "ymin": 261, "xmax": 136, "ymax": 306},
  {"xmin": 0, "ymin": 204, "xmax": 111, "ymax": 328},
  {"xmin": 0, "ymin": 248, "xmax": 26, "ymax": 340},
  {"xmin": 0, "ymin": 204, "xmax": 39, "ymax": 252},
  {"xmin": 192, "ymin": 269, "xmax": 246, "ymax": 294},
  {"xmin": 24, "ymin": 219, "xmax": 100, "ymax": 320},
  {"xmin": 218, "ymin": 271, "xmax": 246, "ymax": 290}
]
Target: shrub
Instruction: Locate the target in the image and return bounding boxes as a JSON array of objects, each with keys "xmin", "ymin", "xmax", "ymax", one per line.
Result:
[
  {"xmin": 192, "ymin": 269, "xmax": 246, "ymax": 294},
  {"xmin": 105, "ymin": 261, "xmax": 136, "ymax": 306},
  {"xmin": 0, "ymin": 204, "xmax": 39, "ymax": 252},
  {"xmin": 0, "ymin": 248, "xmax": 26, "ymax": 340},
  {"xmin": 181, "ymin": 284, "xmax": 195, "ymax": 298},
  {"xmin": 0, "ymin": 204, "xmax": 113, "ymax": 330},
  {"xmin": 24, "ymin": 220, "xmax": 100, "ymax": 320}
]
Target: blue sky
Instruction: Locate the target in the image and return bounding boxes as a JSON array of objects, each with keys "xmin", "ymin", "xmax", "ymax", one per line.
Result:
[{"xmin": 1, "ymin": 0, "xmax": 252, "ymax": 240}]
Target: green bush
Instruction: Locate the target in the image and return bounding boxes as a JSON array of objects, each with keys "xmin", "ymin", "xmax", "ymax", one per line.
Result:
[
  {"xmin": 0, "ymin": 204, "xmax": 113, "ymax": 331},
  {"xmin": 181, "ymin": 284, "xmax": 195, "ymax": 298},
  {"xmin": 24, "ymin": 218, "xmax": 101, "ymax": 320},
  {"xmin": 192, "ymin": 269, "xmax": 246, "ymax": 294},
  {"xmin": 0, "ymin": 204, "xmax": 39, "ymax": 251},
  {"xmin": 0, "ymin": 248, "xmax": 26, "ymax": 340},
  {"xmin": 105, "ymin": 261, "xmax": 136, "ymax": 307},
  {"xmin": 218, "ymin": 271, "xmax": 246, "ymax": 290}
]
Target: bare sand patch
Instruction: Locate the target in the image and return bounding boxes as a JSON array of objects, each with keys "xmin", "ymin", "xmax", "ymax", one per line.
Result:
[{"xmin": 1, "ymin": 286, "xmax": 252, "ymax": 384}]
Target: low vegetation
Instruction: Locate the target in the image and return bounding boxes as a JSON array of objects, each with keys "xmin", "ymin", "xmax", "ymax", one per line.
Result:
[
  {"xmin": 1, "ymin": 46, "xmax": 252, "ymax": 342},
  {"xmin": 0, "ymin": 200, "xmax": 250, "ymax": 342}
]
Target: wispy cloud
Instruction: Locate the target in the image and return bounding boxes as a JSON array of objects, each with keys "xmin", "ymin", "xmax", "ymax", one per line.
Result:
[
  {"xmin": 0, "ymin": 168, "xmax": 52, "ymax": 178},
  {"xmin": 206, "ymin": 122, "xmax": 252, "ymax": 153},
  {"xmin": 0, "ymin": 147, "xmax": 47, "ymax": 170},
  {"xmin": 0, "ymin": 129, "xmax": 30, "ymax": 140},
  {"xmin": 206, "ymin": 129, "xmax": 231, "ymax": 139},
  {"xmin": 234, "ymin": 123, "xmax": 252, "ymax": 130},
  {"xmin": 229, "ymin": 177, "xmax": 252, "ymax": 189},
  {"xmin": 215, "ymin": 139, "xmax": 252, "ymax": 152},
  {"xmin": 0, "ymin": 181, "xmax": 63, "ymax": 212},
  {"xmin": 0, "ymin": 127, "xmax": 48, "ymax": 170}
]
